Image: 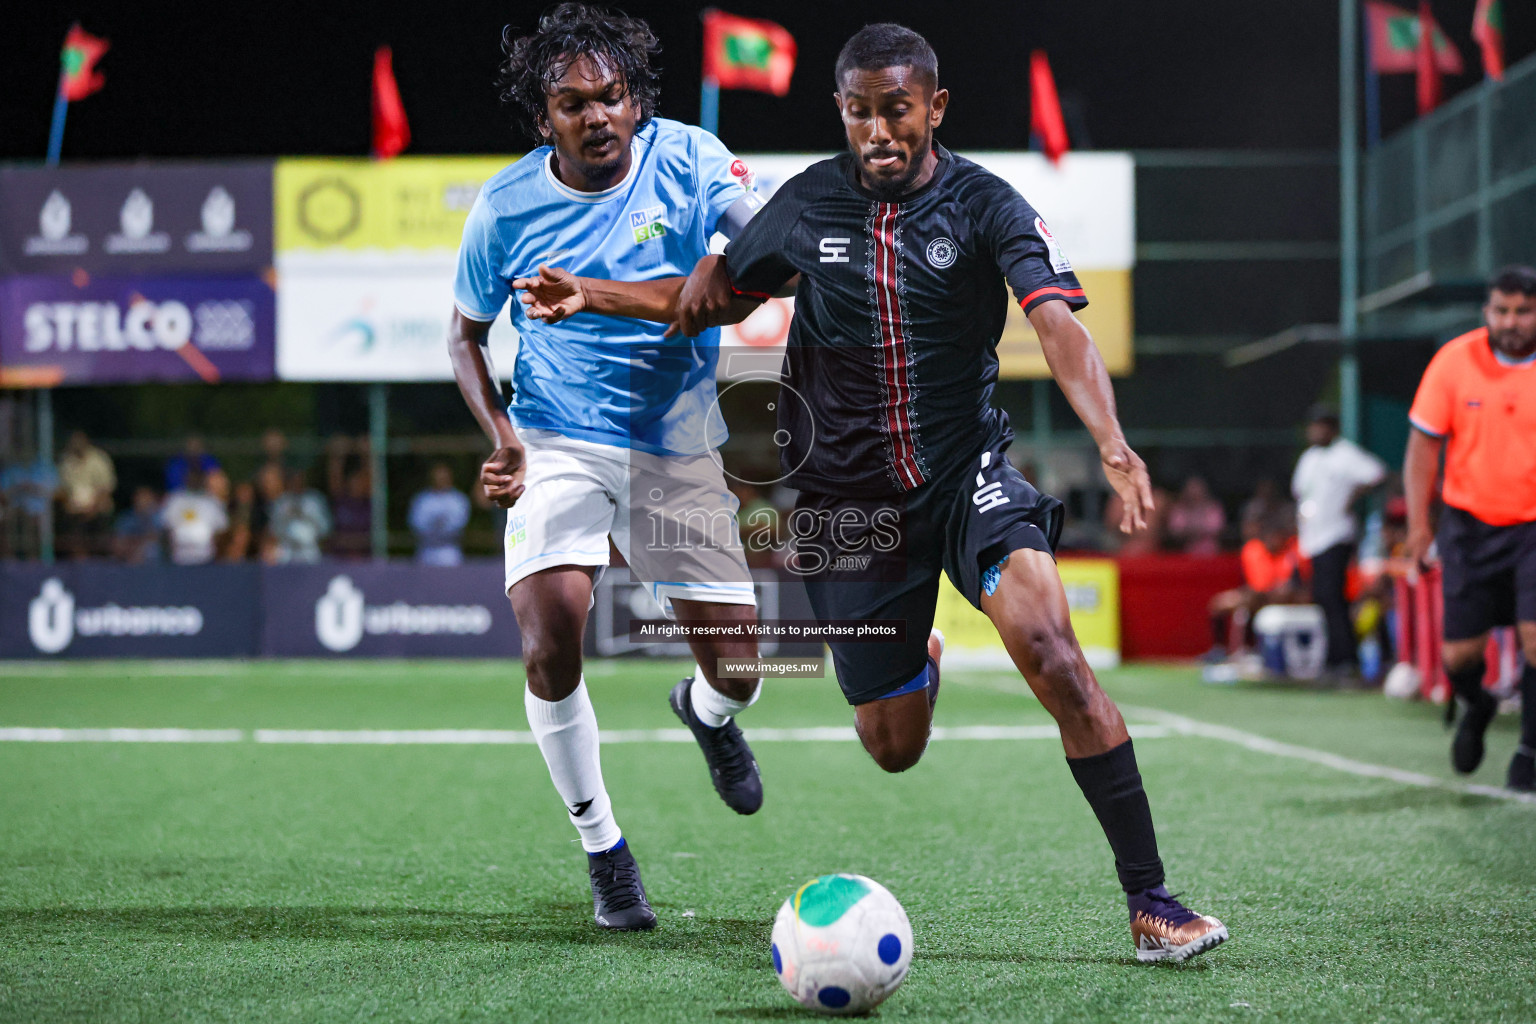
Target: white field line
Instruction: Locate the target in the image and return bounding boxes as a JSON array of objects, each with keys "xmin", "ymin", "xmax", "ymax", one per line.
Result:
[{"xmin": 0, "ymin": 724, "xmax": 1170, "ymax": 745}]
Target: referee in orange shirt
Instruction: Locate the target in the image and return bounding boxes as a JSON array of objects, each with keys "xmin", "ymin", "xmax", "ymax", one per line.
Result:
[{"xmin": 1405, "ymin": 266, "xmax": 1536, "ymax": 790}]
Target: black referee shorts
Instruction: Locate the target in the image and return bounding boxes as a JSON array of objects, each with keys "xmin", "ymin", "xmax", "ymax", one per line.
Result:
[
  {"xmin": 1437, "ymin": 505, "xmax": 1536, "ymax": 640},
  {"xmin": 790, "ymin": 441, "xmax": 1063, "ymax": 704}
]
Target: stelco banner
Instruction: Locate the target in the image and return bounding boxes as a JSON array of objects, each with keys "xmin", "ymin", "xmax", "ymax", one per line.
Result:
[
  {"xmin": 260, "ymin": 562, "xmax": 519, "ymax": 657},
  {"xmin": 0, "ymin": 163, "xmax": 273, "ymax": 276},
  {"xmin": 1, "ymin": 564, "xmax": 261, "ymax": 658},
  {"xmin": 0, "ymin": 274, "xmax": 276, "ymax": 386},
  {"xmin": 274, "ymin": 157, "xmax": 521, "ymax": 381}
]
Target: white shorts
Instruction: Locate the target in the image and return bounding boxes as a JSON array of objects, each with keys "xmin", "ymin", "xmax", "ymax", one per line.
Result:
[{"xmin": 503, "ymin": 430, "xmax": 756, "ymax": 616}]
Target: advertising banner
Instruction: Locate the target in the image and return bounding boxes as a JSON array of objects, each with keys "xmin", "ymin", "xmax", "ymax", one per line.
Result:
[
  {"xmin": 274, "ymin": 259, "xmax": 519, "ymax": 381},
  {"xmin": 715, "ymin": 152, "xmax": 1135, "ymax": 380},
  {"xmin": 0, "ymin": 162, "xmax": 273, "ymax": 276},
  {"xmin": 274, "ymin": 157, "xmax": 516, "ymax": 252},
  {"xmin": 0, "ymin": 564, "xmax": 260, "ymax": 658},
  {"xmin": 0, "ymin": 274, "xmax": 276, "ymax": 387},
  {"xmin": 260, "ymin": 562, "xmax": 520, "ymax": 657},
  {"xmin": 932, "ymin": 556, "xmax": 1120, "ymax": 668}
]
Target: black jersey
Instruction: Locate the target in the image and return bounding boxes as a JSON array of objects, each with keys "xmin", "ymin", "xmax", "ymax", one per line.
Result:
[{"xmin": 724, "ymin": 145, "xmax": 1087, "ymax": 498}]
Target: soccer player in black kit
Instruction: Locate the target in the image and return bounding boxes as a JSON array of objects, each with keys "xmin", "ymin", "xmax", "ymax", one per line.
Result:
[{"xmin": 517, "ymin": 23, "xmax": 1228, "ymax": 962}]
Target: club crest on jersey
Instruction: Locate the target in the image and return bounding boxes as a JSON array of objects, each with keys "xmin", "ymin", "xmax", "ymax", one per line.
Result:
[
  {"xmin": 925, "ymin": 237, "xmax": 957, "ymax": 268},
  {"xmin": 630, "ymin": 205, "xmax": 668, "ymax": 244},
  {"xmin": 1034, "ymin": 217, "xmax": 1073, "ymax": 274}
]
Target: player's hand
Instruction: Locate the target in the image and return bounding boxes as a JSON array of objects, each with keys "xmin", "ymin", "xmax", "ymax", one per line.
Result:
[
  {"xmin": 1404, "ymin": 524, "xmax": 1437, "ymax": 577},
  {"xmin": 480, "ymin": 445, "xmax": 527, "ymax": 508},
  {"xmin": 513, "ymin": 265, "xmax": 585, "ymax": 324},
  {"xmin": 667, "ymin": 255, "xmax": 734, "ymax": 338},
  {"xmin": 1101, "ymin": 440, "xmax": 1154, "ymax": 534}
]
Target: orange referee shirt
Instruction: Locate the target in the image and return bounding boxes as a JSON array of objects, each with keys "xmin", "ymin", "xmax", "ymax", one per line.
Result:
[{"xmin": 1409, "ymin": 327, "xmax": 1536, "ymax": 526}]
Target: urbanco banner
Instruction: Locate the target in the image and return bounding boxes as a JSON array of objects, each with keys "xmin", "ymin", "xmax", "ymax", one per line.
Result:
[
  {"xmin": 0, "ymin": 162, "xmax": 273, "ymax": 276},
  {"xmin": 0, "ymin": 564, "xmax": 260, "ymax": 658},
  {"xmin": 0, "ymin": 273, "xmax": 275, "ymax": 386}
]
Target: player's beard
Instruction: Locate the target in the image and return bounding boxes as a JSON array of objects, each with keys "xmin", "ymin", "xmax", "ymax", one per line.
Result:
[
  {"xmin": 854, "ymin": 129, "xmax": 933, "ymax": 201},
  {"xmin": 1492, "ymin": 326, "xmax": 1536, "ymax": 360}
]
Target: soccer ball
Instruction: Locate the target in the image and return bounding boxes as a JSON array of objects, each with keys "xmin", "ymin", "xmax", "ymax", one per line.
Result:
[{"xmin": 770, "ymin": 873, "xmax": 913, "ymax": 1015}]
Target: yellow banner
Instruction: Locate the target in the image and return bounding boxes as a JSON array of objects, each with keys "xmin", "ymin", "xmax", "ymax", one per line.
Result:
[
  {"xmin": 274, "ymin": 157, "xmax": 519, "ymax": 252},
  {"xmin": 933, "ymin": 556, "xmax": 1120, "ymax": 669},
  {"xmin": 997, "ymin": 269, "xmax": 1133, "ymax": 379}
]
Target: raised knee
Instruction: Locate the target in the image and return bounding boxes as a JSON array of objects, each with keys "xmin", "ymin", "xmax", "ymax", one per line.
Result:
[{"xmin": 858, "ymin": 720, "xmax": 926, "ymax": 773}]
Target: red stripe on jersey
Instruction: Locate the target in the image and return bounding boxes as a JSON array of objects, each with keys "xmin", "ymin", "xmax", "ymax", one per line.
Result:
[
  {"xmin": 1018, "ymin": 285, "xmax": 1086, "ymax": 309},
  {"xmin": 872, "ymin": 203, "xmax": 924, "ymax": 491}
]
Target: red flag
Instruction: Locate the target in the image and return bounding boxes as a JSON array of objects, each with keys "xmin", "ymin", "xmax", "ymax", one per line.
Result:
[
  {"xmin": 1473, "ymin": 0, "xmax": 1505, "ymax": 80},
  {"xmin": 60, "ymin": 24, "xmax": 109, "ymax": 102},
  {"xmin": 1417, "ymin": 2, "xmax": 1443, "ymax": 114},
  {"xmin": 1365, "ymin": 0, "xmax": 1463, "ymax": 73},
  {"xmin": 1029, "ymin": 50, "xmax": 1069, "ymax": 165},
  {"xmin": 371, "ymin": 46, "xmax": 410, "ymax": 160},
  {"xmin": 701, "ymin": 11, "xmax": 796, "ymax": 96}
]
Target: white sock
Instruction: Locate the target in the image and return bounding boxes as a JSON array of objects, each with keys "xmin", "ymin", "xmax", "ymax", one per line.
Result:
[
  {"xmin": 690, "ymin": 664, "xmax": 760, "ymax": 728},
  {"xmin": 524, "ymin": 679, "xmax": 622, "ymax": 853}
]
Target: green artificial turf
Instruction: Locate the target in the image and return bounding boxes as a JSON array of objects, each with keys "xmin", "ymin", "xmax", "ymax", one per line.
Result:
[{"xmin": 1, "ymin": 660, "xmax": 1533, "ymax": 1023}]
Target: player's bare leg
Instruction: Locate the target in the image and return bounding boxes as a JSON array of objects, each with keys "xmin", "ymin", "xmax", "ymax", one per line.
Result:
[
  {"xmin": 1441, "ymin": 632, "xmax": 1497, "ymax": 775},
  {"xmin": 853, "ymin": 631, "xmax": 946, "ymax": 773},
  {"xmin": 511, "ymin": 566, "xmax": 655, "ymax": 930},
  {"xmin": 982, "ymin": 547, "xmax": 1226, "ymax": 963},
  {"xmin": 669, "ymin": 597, "xmax": 765, "ymax": 814}
]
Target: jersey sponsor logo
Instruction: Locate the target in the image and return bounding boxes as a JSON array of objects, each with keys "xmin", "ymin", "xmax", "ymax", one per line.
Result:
[
  {"xmin": 819, "ymin": 237, "xmax": 852, "ymax": 263},
  {"xmin": 729, "ymin": 158, "xmax": 755, "ymax": 189},
  {"xmin": 1034, "ymin": 216, "xmax": 1073, "ymax": 274},
  {"xmin": 925, "ymin": 237, "xmax": 957, "ymax": 268},
  {"xmin": 629, "ymin": 204, "xmax": 669, "ymax": 244}
]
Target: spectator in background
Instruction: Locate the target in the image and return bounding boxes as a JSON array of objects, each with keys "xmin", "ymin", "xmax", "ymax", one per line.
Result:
[
  {"xmin": 1292, "ymin": 405, "xmax": 1386, "ymax": 676},
  {"xmin": 164, "ymin": 434, "xmax": 221, "ymax": 493},
  {"xmin": 267, "ymin": 468, "xmax": 331, "ymax": 563},
  {"xmin": 222, "ymin": 479, "xmax": 265, "ymax": 561},
  {"xmin": 1, "ymin": 455, "xmax": 59, "ymax": 559},
  {"xmin": 252, "ymin": 464, "xmax": 286, "ymax": 561},
  {"xmin": 160, "ymin": 467, "xmax": 228, "ymax": 565},
  {"xmin": 1166, "ymin": 476, "xmax": 1226, "ymax": 555},
  {"xmin": 113, "ymin": 485, "xmax": 164, "ymax": 564},
  {"xmin": 258, "ymin": 428, "xmax": 289, "ymax": 478},
  {"xmin": 326, "ymin": 435, "xmax": 372, "ymax": 560},
  {"xmin": 1240, "ymin": 479, "xmax": 1283, "ymax": 543},
  {"xmin": 1206, "ymin": 511, "xmax": 1310, "ymax": 661},
  {"xmin": 408, "ymin": 463, "xmax": 471, "ymax": 566},
  {"xmin": 57, "ymin": 431, "xmax": 115, "ymax": 559}
]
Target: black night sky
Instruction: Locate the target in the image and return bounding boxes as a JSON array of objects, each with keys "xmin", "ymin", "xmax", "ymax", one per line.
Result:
[{"xmin": 6, "ymin": 0, "xmax": 1528, "ymax": 162}]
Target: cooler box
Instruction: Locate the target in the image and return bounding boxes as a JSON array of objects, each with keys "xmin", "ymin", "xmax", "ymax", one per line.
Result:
[{"xmin": 1253, "ymin": 604, "xmax": 1327, "ymax": 680}]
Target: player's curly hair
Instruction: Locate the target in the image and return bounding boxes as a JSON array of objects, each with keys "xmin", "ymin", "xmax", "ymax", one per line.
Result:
[{"xmin": 497, "ymin": 3, "xmax": 662, "ymax": 144}]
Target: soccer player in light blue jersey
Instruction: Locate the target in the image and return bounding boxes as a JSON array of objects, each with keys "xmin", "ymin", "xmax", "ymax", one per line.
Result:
[{"xmin": 446, "ymin": 4, "xmax": 766, "ymax": 931}]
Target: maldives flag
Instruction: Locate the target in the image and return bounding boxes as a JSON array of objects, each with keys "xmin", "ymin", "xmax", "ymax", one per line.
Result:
[
  {"xmin": 1365, "ymin": 0, "xmax": 1463, "ymax": 74},
  {"xmin": 371, "ymin": 46, "xmax": 410, "ymax": 160},
  {"xmin": 1028, "ymin": 50, "xmax": 1069, "ymax": 165},
  {"xmin": 702, "ymin": 10, "xmax": 796, "ymax": 96},
  {"xmin": 1473, "ymin": 0, "xmax": 1505, "ymax": 80},
  {"xmin": 60, "ymin": 23, "xmax": 109, "ymax": 101}
]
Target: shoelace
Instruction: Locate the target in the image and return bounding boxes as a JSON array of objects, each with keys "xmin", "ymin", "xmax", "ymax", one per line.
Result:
[
  {"xmin": 1140, "ymin": 889, "xmax": 1200, "ymax": 927},
  {"xmin": 704, "ymin": 721, "xmax": 755, "ymax": 782},
  {"xmin": 595, "ymin": 855, "xmax": 645, "ymax": 911}
]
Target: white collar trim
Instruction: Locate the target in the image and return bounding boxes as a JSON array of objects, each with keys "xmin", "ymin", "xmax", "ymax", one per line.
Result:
[{"xmin": 542, "ymin": 138, "xmax": 640, "ymax": 203}]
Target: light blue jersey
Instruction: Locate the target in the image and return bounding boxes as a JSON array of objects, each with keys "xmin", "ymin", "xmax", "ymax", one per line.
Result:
[{"xmin": 454, "ymin": 117, "xmax": 757, "ymax": 456}]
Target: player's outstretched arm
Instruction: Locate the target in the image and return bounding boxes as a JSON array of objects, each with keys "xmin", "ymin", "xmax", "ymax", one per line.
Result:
[
  {"xmin": 516, "ymin": 256, "xmax": 762, "ymax": 337},
  {"xmin": 1028, "ymin": 299, "xmax": 1153, "ymax": 534},
  {"xmin": 447, "ymin": 310, "xmax": 525, "ymax": 508}
]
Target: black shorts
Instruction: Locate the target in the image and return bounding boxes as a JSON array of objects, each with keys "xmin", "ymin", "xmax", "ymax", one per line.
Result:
[
  {"xmin": 789, "ymin": 439, "xmax": 1063, "ymax": 704},
  {"xmin": 1437, "ymin": 505, "xmax": 1536, "ymax": 640}
]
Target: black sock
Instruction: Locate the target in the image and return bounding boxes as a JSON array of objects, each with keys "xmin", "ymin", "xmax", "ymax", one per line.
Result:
[
  {"xmin": 1448, "ymin": 659, "xmax": 1489, "ymax": 705},
  {"xmin": 1520, "ymin": 663, "xmax": 1536, "ymax": 752},
  {"xmin": 1066, "ymin": 739, "xmax": 1165, "ymax": 894}
]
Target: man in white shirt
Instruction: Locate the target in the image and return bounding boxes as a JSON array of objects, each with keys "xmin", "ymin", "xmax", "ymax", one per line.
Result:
[
  {"xmin": 1292, "ymin": 405, "xmax": 1387, "ymax": 673},
  {"xmin": 160, "ymin": 468, "xmax": 229, "ymax": 565}
]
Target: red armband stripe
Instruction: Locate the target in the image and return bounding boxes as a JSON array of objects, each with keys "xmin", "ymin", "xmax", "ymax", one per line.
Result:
[
  {"xmin": 1018, "ymin": 286, "xmax": 1086, "ymax": 309},
  {"xmin": 731, "ymin": 285, "xmax": 773, "ymax": 301}
]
